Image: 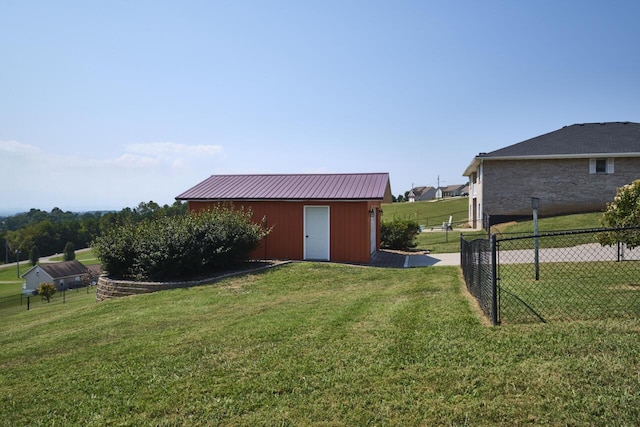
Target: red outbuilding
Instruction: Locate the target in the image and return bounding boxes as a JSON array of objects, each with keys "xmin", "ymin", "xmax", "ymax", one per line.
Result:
[{"xmin": 176, "ymin": 173, "xmax": 392, "ymax": 263}]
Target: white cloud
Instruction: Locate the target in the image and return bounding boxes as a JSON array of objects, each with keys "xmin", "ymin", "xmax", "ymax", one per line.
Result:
[
  {"xmin": 1, "ymin": 139, "xmax": 227, "ymax": 213},
  {"xmin": 108, "ymin": 153, "xmax": 160, "ymax": 168},
  {"xmin": 127, "ymin": 142, "xmax": 224, "ymax": 157},
  {"xmin": 0, "ymin": 140, "xmax": 42, "ymax": 154}
]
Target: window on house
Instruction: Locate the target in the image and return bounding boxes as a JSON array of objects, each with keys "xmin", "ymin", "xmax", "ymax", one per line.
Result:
[{"xmin": 589, "ymin": 158, "xmax": 614, "ymax": 174}]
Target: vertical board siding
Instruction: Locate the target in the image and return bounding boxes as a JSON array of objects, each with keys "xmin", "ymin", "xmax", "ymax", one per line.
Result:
[{"xmin": 188, "ymin": 200, "xmax": 377, "ymax": 263}]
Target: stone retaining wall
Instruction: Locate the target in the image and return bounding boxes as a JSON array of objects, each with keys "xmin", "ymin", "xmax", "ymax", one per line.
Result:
[{"xmin": 96, "ymin": 261, "xmax": 287, "ymax": 301}]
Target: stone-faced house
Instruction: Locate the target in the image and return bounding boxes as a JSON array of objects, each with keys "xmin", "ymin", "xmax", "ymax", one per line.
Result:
[
  {"xmin": 176, "ymin": 173, "xmax": 392, "ymax": 264},
  {"xmin": 463, "ymin": 122, "xmax": 640, "ymax": 228},
  {"xmin": 21, "ymin": 260, "xmax": 89, "ymax": 294}
]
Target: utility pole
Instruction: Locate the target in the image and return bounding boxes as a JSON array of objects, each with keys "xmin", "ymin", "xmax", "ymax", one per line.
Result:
[
  {"xmin": 15, "ymin": 249, "xmax": 20, "ymax": 278},
  {"xmin": 2, "ymin": 221, "xmax": 7, "ymax": 265}
]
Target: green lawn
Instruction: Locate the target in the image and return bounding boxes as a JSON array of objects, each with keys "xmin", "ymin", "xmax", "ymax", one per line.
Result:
[
  {"xmin": 499, "ymin": 261, "xmax": 640, "ymax": 323},
  {"xmin": 382, "ymin": 197, "xmax": 468, "ymax": 228},
  {"xmin": 493, "ymin": 211, "xmax": 605, "ymax": 235},
  {"xmin": 1, "ymin": 263, "xmax": 638, "ymax": 426},
  {"xmin": 0, "ymin": 286, "xmax": 97, "ymax": 318},
  {"xmin": 414, "ymin": 211, "xmax": 605, "ymax": 254},
  {"xmin": 382, "ymin": 198, "xmax": 479, "ymax": 253},
  {"xmin": 0, "ymin": 263, "xmax": 25, "ymax": 299},
  {"xmin": 47, "ymin": 248, "xmax": 97, "ymax": 264}
]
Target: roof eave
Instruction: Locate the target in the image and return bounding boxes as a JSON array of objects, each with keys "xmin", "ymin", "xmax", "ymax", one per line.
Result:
[
  {"xmin": 463, "ymin": 157, "xmax": 481, "ymax": 176},
  {"xmin": 179, "ymin": 197, "xmax": 388, "ymax": 202},
  {"xmin": 474, "ymin": 152, "xmax": 640, "ymax": 162}
]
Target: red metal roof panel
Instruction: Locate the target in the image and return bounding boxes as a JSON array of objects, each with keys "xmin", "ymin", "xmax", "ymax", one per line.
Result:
[{"xmin": 176, "ymin": 173, "xmax": 391, "ymax": 201}]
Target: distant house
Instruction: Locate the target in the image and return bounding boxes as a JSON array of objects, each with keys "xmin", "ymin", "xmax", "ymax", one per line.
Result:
[
  {"xmin": 176, "ymin": 173, "xmax": 392, "ymax": 264},
  {"xmin": 434, "ymin": 184, "xmax": 466, "ymax": 199},
  {"xmin": 463, "ymin": 122, "xmax": 640, "ymax": 228},
  {"xmin": 407, "ymin": 186, "xmax": 436, "ymax": 202},
  {"xmin": 21, "ymin": 260, "xmax": 89, "ymax": 294}
]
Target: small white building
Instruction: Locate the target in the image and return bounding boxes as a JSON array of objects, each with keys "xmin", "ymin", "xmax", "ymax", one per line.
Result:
[{"xmin": 21, "ymin": 261, "xmax": 88, "ymax": 294}]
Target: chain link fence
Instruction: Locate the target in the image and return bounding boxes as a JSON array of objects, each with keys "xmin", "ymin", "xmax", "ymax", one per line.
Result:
[
  {"xmin": 460, "ymin": 236, "xmax": 496, "ymax": 323},
  {"xmin": 461, "ymin": 227, "xmax": 640, "ymax": 325}
]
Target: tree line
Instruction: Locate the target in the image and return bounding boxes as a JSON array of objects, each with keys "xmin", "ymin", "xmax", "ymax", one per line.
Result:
[{"xmin": 0, "ymin": 201, "xmax": 187, "ymax": 264}]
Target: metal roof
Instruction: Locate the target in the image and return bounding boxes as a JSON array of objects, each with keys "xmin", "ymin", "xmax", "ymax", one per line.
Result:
[
  {"xmin": 23, "ymin": 261, "xmax": 88, "ymax": 279},
  {"xmin": 176, "ymin": 173, "xmax": 392, "ymax": 201}
]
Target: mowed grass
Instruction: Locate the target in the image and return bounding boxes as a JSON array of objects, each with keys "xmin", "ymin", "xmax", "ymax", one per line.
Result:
[
  {"xmin": 382, "ymin": 197, "xmax": 468, "ymax": 228},
  {"xmin": 383, "ymin": 198, "xmax": 482, "ymax": 253},
  {"xmin": 0, "ymin": 264, "xmax": 25, "ymax": 299},
  {"xmin": 415, "ymin": 211, "xmax": 605, "ymax": 254},
  {"xmin": 493, "ymin": 211, "xmax": 605, "ymax": 236},
  {"xmin": 499, "ymin": 261, "xmax": 640, "ymax": 324},
  {"xmin": 48, "ymin": 248, "xmax": 97, "ymax": 264},
  {"xmin": 1, "ymin": 263, "xmax": 639, "ymax": 426}
]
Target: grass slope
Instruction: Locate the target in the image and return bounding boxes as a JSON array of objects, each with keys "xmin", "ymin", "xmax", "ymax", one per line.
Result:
[
  {"xmin": 382, "ymin": 198, "xmax": 468, "ymax": 228},
  {"xmin": 1, "ymin": 263, "xmax": 639, "ymax": 426},
  {"xmin": 414, "ymin": 211, "xmax": 604, "ymax": 254}
]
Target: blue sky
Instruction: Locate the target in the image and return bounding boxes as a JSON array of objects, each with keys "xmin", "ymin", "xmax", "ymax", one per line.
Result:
[{"xmin": 1, "ymin": 0, "xmax": 639, "ymax": 214}]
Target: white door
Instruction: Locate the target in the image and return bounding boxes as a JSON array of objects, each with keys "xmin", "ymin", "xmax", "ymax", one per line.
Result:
[
  {"xmin": 304, "ymin": 206, "xmax": 330, "ymax": 260},
  {"xmin": 370, "ymin": 208, "xmax": 377, "ymax": 254}
]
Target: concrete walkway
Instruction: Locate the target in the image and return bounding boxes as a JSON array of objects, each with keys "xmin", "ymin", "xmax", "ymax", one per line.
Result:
[{"xmin": 369, "ymin": 250, "xmax": 459, "ymax": 268}]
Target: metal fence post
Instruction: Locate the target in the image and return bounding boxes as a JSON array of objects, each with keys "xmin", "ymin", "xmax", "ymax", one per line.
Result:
[
  {"xmin": 490, "ymin": 234, "xmax": 499, "ymax": 325},
  {"xmin": 532, "ymin": 197, "xmax": 540, "ymax": 281}
]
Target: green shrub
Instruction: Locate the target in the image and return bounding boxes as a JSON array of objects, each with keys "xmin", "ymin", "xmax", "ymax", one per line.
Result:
[
  {"xmin": 29, "ymin": 245, "xmax": 40, "ymax": 266},
  {"xmin": 381, "ymin": 217, "xmax": 421, "ymax": 250},
  {"xmin": 598, "ymin": 179, "xmax": 640, "ymax": 248},
  {"xmin": 92, "ymin": 207, "xmax": 269, "ymax": 281},
  {"xmin": 63, "ymin": 242, "xmax": 75, "ymax": 261},
  {"xmin": 36, "ymin": 282, "xmax": 57, "ymax": 302}
]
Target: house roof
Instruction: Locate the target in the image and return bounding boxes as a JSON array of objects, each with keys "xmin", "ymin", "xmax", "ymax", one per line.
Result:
[
  {"xmin": 464, "ymin": 122, "xmax": 640, "ymax": 175},
  {"xmin": 23, "ymin": 260, "xmax": 88, "ymax": 279},
  {"xmin": 176, "ymin": 173, "xmax": 393, "ymax": 202},
  {"xmin": 441, "ymin": 184, "xmax": 465, "ymax": 192},
  {"xmin": 410, "ymin": 186, "xmax": 432, "ymax": 196}
]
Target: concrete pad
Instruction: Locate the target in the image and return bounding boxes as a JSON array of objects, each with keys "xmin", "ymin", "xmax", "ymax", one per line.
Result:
[{"xmin": 406, "ymin": 252, "xmax": 459, "ymax": 267}]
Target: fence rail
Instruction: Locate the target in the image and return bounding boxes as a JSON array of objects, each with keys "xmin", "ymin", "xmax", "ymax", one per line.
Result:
[{"xmin": 461, "ymin": 226, "xmax": 640, "ymax": 325}]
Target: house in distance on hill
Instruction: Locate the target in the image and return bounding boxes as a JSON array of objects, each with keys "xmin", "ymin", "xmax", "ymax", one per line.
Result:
[
  {"xmin": 21, "ymin": 260, "xmax": 89, "ymax": 294},
  {"xmin": 407, "ymin": 184, "xmax": 468, "ymax": 202},
  {"xmin": 407, "ymin": 186, "xmax": 436, "ymax": 202},
  {"xmin": 464, "ymin": 122, "xmax": 640, "ymax": 228},
  {"xmin": 176, "ymin": 173, "xmax": 392, "ymax": 264}
]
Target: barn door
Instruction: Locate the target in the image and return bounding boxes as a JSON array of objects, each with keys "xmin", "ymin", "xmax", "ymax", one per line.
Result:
[{"xmin": 304, "ymin": 206, "xmax": 330, "ymax": 260}]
